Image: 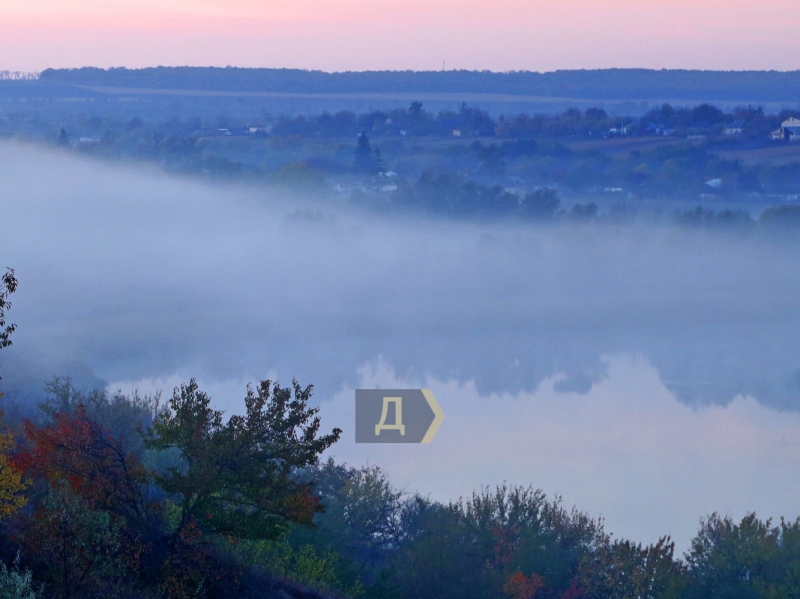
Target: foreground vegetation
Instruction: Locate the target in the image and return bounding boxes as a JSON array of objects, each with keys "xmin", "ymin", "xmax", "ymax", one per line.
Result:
[
  {"xmin": 3, "ymin": 378, "xmax": 800, "ymax": 599},
  {"xmin": 1, "ymin": 272, "xmax": 800, "ymax": 599}
]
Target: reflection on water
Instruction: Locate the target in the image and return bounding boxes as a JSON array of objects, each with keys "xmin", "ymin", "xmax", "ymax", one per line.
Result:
[{"xmin": 323, "ymin": 356, "xmax": 800, "ymax": 553}]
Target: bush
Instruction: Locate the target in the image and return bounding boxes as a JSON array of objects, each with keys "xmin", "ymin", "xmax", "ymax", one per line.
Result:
[{"xmin": 0, "ymin": 554, "xmax": 40, "ymax": 599}]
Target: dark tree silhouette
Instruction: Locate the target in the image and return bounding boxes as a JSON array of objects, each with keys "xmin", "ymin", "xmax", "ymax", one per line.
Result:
[{"xmin": 0, "ymin": 268, "xmax": 17, "ymax": 380}]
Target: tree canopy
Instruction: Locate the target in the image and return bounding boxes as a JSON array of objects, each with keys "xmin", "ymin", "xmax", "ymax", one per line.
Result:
[{"xmin": 144, "ymin": 378, "xmax": 342, "ymax": 540}]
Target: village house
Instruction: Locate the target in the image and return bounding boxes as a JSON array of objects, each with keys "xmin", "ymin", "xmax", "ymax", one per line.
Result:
[
  {"xmin": 646, "ymin": 122, "xmax": 675, "ymax": 136},
  {"xmin": 608, "ymin": 123, "xmax": 633, "ymax": 137},
  {"xmin": 771, "ymin": 117, "xmax": 800, "ymax": 141},
  {"xmin": 723, "ymin": 120, "xmax": 745, "ymax": 135}
]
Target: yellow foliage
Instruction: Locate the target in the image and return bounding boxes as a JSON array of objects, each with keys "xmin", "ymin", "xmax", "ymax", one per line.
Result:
[{"xmin": 0, "ymin": 430, "xmax": 27, "ymax": 519}]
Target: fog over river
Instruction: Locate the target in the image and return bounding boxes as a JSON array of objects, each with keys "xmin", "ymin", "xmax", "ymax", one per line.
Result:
[{"xmin": 1, "ymin": 141, "xmax": 799, "ymax": 551}]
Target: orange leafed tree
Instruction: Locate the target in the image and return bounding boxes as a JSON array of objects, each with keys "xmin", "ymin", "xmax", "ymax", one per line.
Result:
[
  {"xmin": 13, "ymin": 405, "xmax": 150, "ymax": 521},
  {"xmin": 12, "ymin": 406, "xmax": 153, "ymax": 596},
  {"xmin": 560, "ymin": 582, "xmax": 583, "ymax": 599},
  {"xmin": 503, "ymin": 571, "xmax": 544, "ymax": 599}
]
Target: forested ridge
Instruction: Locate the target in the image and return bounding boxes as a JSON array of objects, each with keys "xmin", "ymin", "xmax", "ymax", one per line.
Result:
[
  {"xmin": 37, "ymin": 67, "xmax": 800, "ymax": 102},
  {"xmin": 8, "ymin": 99, "xmax": 800, "ymax": 208}
]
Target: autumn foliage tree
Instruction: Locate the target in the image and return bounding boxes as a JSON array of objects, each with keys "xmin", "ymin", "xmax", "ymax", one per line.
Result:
[
  {"xmin": 14, "ymin": 406, "xmax": 150, "ymax": 521},
  {"xmin": 577, "ymin": 536, "xmax": 686, "ymax": 599},
  {"xmin": 12, "ymin": 406, "xmax": 152, "ymax": 597},
  {"xmin": 0, "ymin": 431, "xmax": 27, "ymax": 520},
  {"xmin": 503, "ymin": 572, "xmax": 544, "ymax": 599}
]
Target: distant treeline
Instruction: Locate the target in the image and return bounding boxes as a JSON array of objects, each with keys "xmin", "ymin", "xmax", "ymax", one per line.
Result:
[
  {"xmin": 38, "ymin": 66, "xmax": 800, "ymax": 103},
  {"xmin": 26, "ymin": 103, "xmax": 800, "ymax": 200},
  {"xmin": 5, "ymin": 94, "xmax": 800, "ymax": 200},
  {"xmin": 268, "ymin": 102, "xmax": 786, "ymax": 138},
  {"xmin": 365, "ymin": 172, "xmax": 800, "ymax": 227}
]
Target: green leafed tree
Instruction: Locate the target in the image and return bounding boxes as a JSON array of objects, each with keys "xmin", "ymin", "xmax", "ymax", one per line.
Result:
[
  {"xmin": 144, "ymin": 379, "xmax": 341, "ymax": 541},
  {"xmin": 684, "ymin": 513, "xmax": 784, "ymax": 599},
  {"xmin": 0, "ymin": 553, "xmax": 40, "ymax": 599},
  {"xmin": 520, "ymin": 189, "xmax": 560, "ymax": 220},
  {"xmin": 577, "ymin": 537, "xmax": 686, "ymax": 599},
  {"xmin": 354, "ymin": 132, "xmax": 374, "ymax": 173}
]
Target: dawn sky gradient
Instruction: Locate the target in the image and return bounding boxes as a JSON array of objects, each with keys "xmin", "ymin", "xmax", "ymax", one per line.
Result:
[{"xmin": 2, "ymin": 0, "xmax": 799, "ymax": 72}]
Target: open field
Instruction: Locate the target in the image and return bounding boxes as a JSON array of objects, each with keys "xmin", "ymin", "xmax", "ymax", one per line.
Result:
[
  {"xmin": 716, "ymin": 143, "xmax": 800, "ymax": 166},
  {"xmin": 567, "ymin": 136, "xmax": 698, "ymax": 157}
]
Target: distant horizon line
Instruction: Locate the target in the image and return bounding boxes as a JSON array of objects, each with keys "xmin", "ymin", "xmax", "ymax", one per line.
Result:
[{"xmin": 21, "ymin": 66, "xmax": 800, "ymax": 76}]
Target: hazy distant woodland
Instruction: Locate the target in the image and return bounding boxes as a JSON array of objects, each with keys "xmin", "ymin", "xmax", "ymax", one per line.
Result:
[
  {"xmin": 32, "ymin": 66, "xmax": 800, "ymax": 103},
  {"xmin": 4, "ymin": 69, "xmax": 800, "ymax": 217}
]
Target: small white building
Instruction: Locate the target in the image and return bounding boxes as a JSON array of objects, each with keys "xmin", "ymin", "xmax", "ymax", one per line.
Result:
[
  {"xmin": 772, "ymin": 117, "xmax": 800, "ymax": 141},
  {"xmin": 723, "ymin": 120, "xmax": 745, "ymax": 135},
  {"xmin": 608, "ymin": 123, "xmax": 631, "ymax": 136}
]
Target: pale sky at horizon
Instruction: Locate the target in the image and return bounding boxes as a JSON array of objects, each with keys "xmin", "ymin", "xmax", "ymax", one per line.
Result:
[{"xmin": 2, "ymin": 0, "xmax": 800, "ymax": 73}]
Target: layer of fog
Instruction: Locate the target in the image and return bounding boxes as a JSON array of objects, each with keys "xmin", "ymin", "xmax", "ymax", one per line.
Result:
[
  {"xmin": 3, "ymin": 141, "xmax": 800, "ymax": 547},
  {"xmin": 3, "ymin": 142, "xmax": 800, "ymax": 410}
]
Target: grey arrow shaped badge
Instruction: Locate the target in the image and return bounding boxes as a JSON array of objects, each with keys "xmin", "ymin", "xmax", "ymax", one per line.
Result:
[{"xmin": 355, "ymin": 389, "xmax": 444, "ymax": 443}]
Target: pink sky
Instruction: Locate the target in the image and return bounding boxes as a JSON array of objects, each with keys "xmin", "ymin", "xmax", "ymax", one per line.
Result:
[{"xmin": 3, "ymin": 0, "xmax": 799, "ymax": 72}]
